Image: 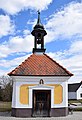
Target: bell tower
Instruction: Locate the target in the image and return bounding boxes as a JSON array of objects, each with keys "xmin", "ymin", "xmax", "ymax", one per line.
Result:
[{"xmin": 31, "ymin": 11, "xmax": 47, "ymax": 53}]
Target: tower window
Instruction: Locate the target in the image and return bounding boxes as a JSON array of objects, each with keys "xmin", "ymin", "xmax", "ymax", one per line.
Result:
[{"xmin": 38, "ymin": 33, "xmax": 41, "ymax": 38}]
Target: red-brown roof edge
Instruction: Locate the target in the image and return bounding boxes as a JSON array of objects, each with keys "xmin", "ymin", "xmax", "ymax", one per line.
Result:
[{"xmin": 44, "ymin": 53, "xmax": 73, "ymax": 76}]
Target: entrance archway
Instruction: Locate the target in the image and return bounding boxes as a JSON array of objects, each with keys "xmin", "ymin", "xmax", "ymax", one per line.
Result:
[{"xmin": 32, "ymin": 90, "xmax": 51, "ymax": 117}]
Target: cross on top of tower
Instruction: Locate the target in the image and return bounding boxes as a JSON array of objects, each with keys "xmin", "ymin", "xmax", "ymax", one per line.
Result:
[
  {"xmin": 37, "ymin": 10, "xmax": 41, "ymax": 24},
  {"xmin": 33, "ymin": 11, "xmax": 44, "ymax": 30}
]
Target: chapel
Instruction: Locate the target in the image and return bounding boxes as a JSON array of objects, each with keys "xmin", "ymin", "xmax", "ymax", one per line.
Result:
[{"xmin": 8, "ymin": 12, "xmax": 73, "ymax": 117}]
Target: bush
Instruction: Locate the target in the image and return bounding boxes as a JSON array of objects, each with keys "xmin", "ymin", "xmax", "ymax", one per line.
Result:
[
  {"xmin": 0, "ymin": 89, "xmax": 2, "ymax": 101},
  {"xmin": 1, "ymin": 83, "xmax": 12, "ymax": 102}
]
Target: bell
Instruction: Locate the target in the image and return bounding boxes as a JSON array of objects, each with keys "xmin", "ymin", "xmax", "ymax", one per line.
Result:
[{"xmin": 37, "ymin": 39, "xmax": 41, "ymax": 44}]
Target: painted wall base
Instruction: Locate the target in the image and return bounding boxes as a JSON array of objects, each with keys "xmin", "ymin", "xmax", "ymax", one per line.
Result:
[
  {"xmin": 51, "ymin": 107, "xmax": 68, "ymax": 117},
  {"xmin": 11, "ymin": 108, "xmax": 32, "ymax": 117},
  {"xmin": 11, "ymin": 107, "xmax": 68, "ymax": 117}
]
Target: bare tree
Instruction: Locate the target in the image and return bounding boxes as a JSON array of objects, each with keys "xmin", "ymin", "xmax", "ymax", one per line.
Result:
[
  {"xmin": 0, "ymin": 75, "xmax": 13, "ymax": 101},
  {"xmin": 0, "ymin": 75, "xmax": 13, "ymax": 88}
]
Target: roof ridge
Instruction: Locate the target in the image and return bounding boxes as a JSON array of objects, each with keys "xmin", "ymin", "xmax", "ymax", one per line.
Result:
[{"xmin": 44, "ymin": 53, "xmax": 73, "ymax": 76}]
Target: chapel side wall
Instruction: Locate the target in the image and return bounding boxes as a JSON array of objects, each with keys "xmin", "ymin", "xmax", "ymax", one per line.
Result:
[
  {"xmin": 12, "ymin": 81, "xmax": 16, "ymax": 108},
  {"xmin": 62, "ymin": 81, "xmax": 68, "ymax": 108}
]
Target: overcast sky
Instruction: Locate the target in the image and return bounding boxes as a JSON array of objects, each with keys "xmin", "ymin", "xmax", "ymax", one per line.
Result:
[{"xmin": 0, "ymin": 0, "xmax": 82, "ymax": 83}]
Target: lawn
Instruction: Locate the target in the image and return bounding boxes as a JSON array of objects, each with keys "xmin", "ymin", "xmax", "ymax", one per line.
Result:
[
  {"xmin": 0, "ymin": 101, "xmax": 11, "ymax": 112},
  {"xmin": 69, "ymin": 100, "xmax": 82, "ymax": 104},
  {"xmin": 68, "ymin": 100, "xmax": 82, "ymax": 111}
]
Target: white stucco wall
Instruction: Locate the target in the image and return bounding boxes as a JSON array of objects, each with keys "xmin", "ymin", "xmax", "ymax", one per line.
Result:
[
  {"xmin": 68, "ymin": 92, "xmax": 77, "ymax": 100},
  {"xmin": 11, "ymin": 76, "xmax": 70, "ymax": 109},
  {"xmin": 77, "ymin": 85, "xmax": 82, "ymax": 100}
]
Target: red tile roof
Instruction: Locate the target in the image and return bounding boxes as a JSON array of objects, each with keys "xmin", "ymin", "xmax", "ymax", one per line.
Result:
[{"xmin": 8, "ymin": 53, "xmax": 73, "ymax": 76}]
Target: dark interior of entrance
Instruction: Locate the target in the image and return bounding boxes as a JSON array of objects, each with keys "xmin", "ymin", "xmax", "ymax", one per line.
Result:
[{"xmin": 32, "ymin": 90, "xmax": 51, "ymax": 117}]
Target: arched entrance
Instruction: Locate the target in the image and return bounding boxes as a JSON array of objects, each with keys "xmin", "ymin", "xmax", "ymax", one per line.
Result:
[{"xmin": 32, "ymin": 90, "xmax": 51, "ymax": 117}]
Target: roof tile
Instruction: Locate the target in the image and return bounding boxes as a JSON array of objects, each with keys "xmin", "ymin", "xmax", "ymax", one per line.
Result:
[{"xmin": 8, "ymin": 53, "xmax": 73, "ymax": 76}]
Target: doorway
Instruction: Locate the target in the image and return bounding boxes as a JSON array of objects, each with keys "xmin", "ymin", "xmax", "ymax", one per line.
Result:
[{"xmin": 32, "ymin": 90, "xmax": 51, "ymax": 117}]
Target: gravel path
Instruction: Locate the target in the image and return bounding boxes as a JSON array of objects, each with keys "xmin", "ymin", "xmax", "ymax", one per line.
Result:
[{"xmin": 0, "ymin": 112, "xmax": 82, "ymax": 120}]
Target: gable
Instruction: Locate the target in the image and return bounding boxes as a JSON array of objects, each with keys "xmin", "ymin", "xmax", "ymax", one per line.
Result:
[{"xmin": 77, "ymin": 84, "xmax": 82, "ymax": 92}]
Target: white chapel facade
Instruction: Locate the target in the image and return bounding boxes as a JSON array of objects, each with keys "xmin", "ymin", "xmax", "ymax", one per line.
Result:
[{"xmin": 8, "ymin": 12, "xmax": 73, "ymax": 117}]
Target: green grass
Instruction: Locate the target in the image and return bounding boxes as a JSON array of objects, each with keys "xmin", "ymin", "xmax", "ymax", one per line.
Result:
[
  {"xmin": 78, "ymin": 100, "xmax": 82, "ymax": 103},
  {"xmin": 69, "ymin": 100, "xmax": 82, "ymax": 104},
  {"xmin": 68, "ymin": 100, "xmax": 82, "ymax": 111},
  {"xmin": 0, "ymin": 101, "xmax": 11, "ymax": 112}
]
